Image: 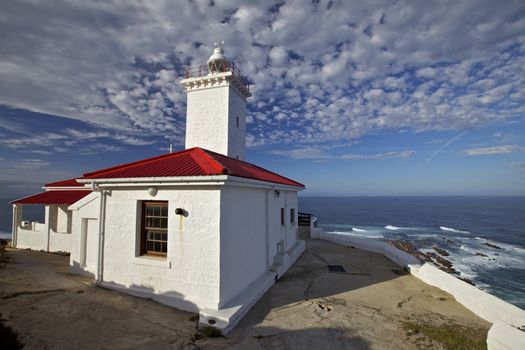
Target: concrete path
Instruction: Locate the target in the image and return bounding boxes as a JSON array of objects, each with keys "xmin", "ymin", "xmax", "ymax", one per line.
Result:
[{"xmin": 0, "ymin": 241, "xmax": 490, "ymax": 349}]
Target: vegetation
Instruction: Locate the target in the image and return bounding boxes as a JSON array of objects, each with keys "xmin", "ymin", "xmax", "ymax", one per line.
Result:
[{"xmin": 403, "ymin": 321, "xmax": 487, "ymax": 350}]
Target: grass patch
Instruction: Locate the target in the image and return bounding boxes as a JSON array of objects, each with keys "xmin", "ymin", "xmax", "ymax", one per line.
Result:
[{"xmin": 403, "ymin": 322, "xmax": 487, "ymax": 350}]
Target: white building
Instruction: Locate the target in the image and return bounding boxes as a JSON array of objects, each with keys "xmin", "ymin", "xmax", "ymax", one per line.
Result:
[{"xmin": 11, "ymin": 43, "xmax": 305, "ymax": 333}]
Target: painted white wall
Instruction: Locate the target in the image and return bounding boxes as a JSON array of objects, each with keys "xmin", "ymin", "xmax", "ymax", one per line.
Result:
[
  {"xmin": 56, "ymin": 205, "xmax": 72, "ymax": 233},
  {"xmin": 410, "ymin": 263, "xmax": 525, "ymax": 328},
  {"xmin": 101, "ymin": 186, "xmax": 222, "ymax": 311},
  {"xmin": 219, "ymin": 186, "xmax": 267, "ymax": 306},
  {"xmin": 49, "ymin": 231, "xmax": 71, "ymax": 252},
  {"xmin": 69, "ymin": 192, "xmax": 100, "ymax": 275},
  {"xmin": 16, "ymin": 227, "xmax": 47, "ymax": 251},
  {"xmin": 227, "ymin": 88, "xmax": 246, "ymax": 160},
  {"xmin": 14, "ymin": 204, "xmax": 73, "ymax": 253},
  {"xmin": 184, "ymin": 78, "xmax": 247, "ymax": 159},
  {"xmin": 487, "ymin": 321, "xmax": 525, "ymax": 350}
]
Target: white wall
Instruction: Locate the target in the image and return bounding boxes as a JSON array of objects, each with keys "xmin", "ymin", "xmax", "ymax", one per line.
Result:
[
  {"xmin": 49, "ymin": 231, "xmax": 71, "ymax": 252},
  {"xmin": 16, "ymin": 227, "xmax": 47, "ymax": 251},
  {"xmin": 101, "ymin": 186, "xmax": 222, "ymax": 311},
  {"xmin": 219, "ymin": 186, "xmax": 267, "ymax": 306},
  {"xmin": 185, "ymin": 79, "xmax": 247, "ymax": 160},
  {"xmin": 227, "ymin": 88, "xmax": 246, "ymax": 160},
  {"xmin": 185, "ymin": 86, "xmax": 230, "ymax": 155},
  {"xmin": 69, "ymin": 193, "xmax": 100, "ymax": 275},
  {"xmin": 56, "ymin": 205, "xmax": 72, "ymax": 233}
]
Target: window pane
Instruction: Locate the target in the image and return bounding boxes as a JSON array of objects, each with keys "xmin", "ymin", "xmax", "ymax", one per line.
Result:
[
  {"xmin": 161, "ymin": 242, "xmax": 167, "ymax": 253},
  {"xmin": 161, "ymin": 205, "xmax": 168, "ymax": 217},
  {"xmin": 161, "ymin": 218, "xmax": 168, "ymax": 228}
]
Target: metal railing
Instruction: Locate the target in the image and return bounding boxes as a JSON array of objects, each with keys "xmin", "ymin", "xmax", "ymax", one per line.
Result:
[
  {"xmin": 298, "ymin": 212, "xmax": 312, "ymax": 227},
  {"xmin": 183, "ymin": 63, "xmax": 250, "ymax": 92}
]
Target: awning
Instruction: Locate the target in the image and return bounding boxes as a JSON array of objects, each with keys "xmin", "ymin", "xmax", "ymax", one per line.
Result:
[{"xmin": 10, "ymin": 190, "xmax": 92, "ymax": 205}]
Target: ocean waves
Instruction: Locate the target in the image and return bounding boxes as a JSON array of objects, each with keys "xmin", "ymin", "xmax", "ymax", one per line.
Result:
[{"xmin": 440, "ymin": 226, "xmax": 470, "ymax": 234}]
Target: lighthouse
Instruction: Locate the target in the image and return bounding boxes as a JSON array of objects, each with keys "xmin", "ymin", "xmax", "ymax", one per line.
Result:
[{"xmin": 181, "ymin": 41, "xmax": 251, "ymax": 160}]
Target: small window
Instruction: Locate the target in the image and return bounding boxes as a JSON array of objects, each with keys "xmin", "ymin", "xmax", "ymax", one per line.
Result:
[
  {"xmin": 236, "ymin": 116, "xmax": 239, "ymax": 128},
  {"xmin": 280, "ymin": 208, "xmax": 285, "ymax": 226},
  {"xmin": 141, "ymin": 201, "xmax": 168, "ymax": 257},
  {"xmin": 290, "ymin": 208, "xmax": 295, "ymax": 224}
]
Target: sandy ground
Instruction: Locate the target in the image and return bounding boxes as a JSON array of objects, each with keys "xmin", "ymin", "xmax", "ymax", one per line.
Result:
[{"xmin": 0, "ymin": 240, "xmax": 490, "ymax": 350}]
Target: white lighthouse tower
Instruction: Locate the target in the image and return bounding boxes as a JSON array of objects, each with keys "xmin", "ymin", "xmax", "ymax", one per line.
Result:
[{"xmin": 181, "ymin": 41, "xmax": 251, "ymax": 160}]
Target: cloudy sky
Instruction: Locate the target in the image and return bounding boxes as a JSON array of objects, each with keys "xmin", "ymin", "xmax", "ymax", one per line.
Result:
[{"xmin": 1, "ymin": 0, "xmax": 524, "ymax": 197}]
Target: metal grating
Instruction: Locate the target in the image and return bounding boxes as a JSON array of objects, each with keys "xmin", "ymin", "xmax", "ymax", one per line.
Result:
[{"xmin": 327, "ymin": 265, "xmax": 346, "ymax": 273}]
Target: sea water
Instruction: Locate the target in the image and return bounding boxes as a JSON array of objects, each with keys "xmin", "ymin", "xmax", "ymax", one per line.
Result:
[{"xmin": 299, "ymin": 196, "xmax": 525, "ymax": 310}]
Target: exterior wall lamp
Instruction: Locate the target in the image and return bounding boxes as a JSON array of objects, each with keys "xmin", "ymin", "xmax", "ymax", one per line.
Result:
[{"xmin": 274, "ymin": 189, "xmax": 280, "ymax": 198}]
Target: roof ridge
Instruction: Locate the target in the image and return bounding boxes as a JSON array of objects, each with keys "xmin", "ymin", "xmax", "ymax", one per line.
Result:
[
  {"xmin": 82, "ymin": 148, "xmax": 193, "ymax": 178},
  {"xmin": 203, "ymin": 149, "xmax": 305, "ymax": 187},
  {"xmin": 192, "ymin": 148, "xmax": 226, "ymax": 175}
]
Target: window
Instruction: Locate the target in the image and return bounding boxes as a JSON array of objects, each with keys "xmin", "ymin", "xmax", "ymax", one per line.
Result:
[
  {"xmin": 236, "ymin": 116, "xmax": 239, "ymax": 128},
  {"xmin": 280, "ymin": 208, "xmax": 285, "ymax": 226},
  {"xmin": 141, "ymin": 201, "xmax": 168, "ymax": 256},
  {"xmin": 290, "ymin": 208, "xmax": 295, "ymax": 224}
]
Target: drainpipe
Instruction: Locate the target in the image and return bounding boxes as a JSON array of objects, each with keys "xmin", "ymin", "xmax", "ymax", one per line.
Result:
[
  {"xmin": 265, "ymin": 190, "xmax": 270, "ymax": 267},
  {"xmin": 11, "ymin": 204, "xmax": 17, "ymax": 247},
  {"xmin": 95, "ymin": 186, "xmax": 107, "ymax": 286}
]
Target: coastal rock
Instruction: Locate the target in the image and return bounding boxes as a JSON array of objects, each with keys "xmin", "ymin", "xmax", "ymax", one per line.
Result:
[
  {"xmin": 387, "ymin": 240, "xmax": 429, "ymax": 262},
  {"xmin": 425, "ymin": 252, "xmax": 458, "ymax": 274},
  {"xmin": 475, "ymin": 252, "xmax": 488, "ymax": 257},
  {"xmin": 482, "ymin": 242, "xmax": 501, "ymax": 250},
  {"xmin": 432, "ymin": 247, "xmax": 450, "ymax": 257}
]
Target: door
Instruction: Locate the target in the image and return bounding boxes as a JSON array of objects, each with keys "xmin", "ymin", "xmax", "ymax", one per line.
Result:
[{"xmin": 81, "ymin": 218, "xmax": 98, "ymax": 274}]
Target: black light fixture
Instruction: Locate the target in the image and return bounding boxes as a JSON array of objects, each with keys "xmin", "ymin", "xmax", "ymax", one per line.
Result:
[
  {"xmin": 274, "ymin": 189, "xmax": 280, "ymax": 198},
  {"xmin": 175, "ymin": 208, "xmax": 184, "ymax": 215}
]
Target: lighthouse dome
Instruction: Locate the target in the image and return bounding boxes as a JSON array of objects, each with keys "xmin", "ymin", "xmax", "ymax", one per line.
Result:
[{"xmin": 207, "ymin": 41, "xmax": 229, "ymax": 73}]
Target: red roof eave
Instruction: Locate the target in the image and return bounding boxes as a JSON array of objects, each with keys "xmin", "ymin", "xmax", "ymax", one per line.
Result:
[{"xmin": 11, "ymin": 190, "xmax": 92, "ymax": 205}]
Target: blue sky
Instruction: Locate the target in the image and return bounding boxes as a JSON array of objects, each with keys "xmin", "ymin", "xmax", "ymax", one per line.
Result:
[{"xmin": 1, "ymin": 0, "xmax": 525, "ymax": 197}]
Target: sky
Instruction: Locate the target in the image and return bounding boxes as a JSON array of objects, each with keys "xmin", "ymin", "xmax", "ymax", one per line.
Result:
[{"xmin": 1, "ymin": 0, "xmax": 525, "ymax": 197}]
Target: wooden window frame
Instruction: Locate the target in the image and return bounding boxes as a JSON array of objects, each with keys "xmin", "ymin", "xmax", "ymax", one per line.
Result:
[{"xmin": 140, "ymin": 201, "xmax": 168, "ymax": 257}]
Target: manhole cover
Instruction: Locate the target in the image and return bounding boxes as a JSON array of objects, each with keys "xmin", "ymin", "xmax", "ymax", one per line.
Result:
[{"xmin": 327, "ymin": 264, "xmax": 346, "ymax": 273}]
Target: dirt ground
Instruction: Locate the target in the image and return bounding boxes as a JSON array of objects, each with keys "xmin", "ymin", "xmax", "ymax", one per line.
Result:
[{"xmin": 0, "ymin": 240, "xmax": 490, "ymax": 350}]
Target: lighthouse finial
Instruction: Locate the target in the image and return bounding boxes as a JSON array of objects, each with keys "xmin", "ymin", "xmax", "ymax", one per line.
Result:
[{"xmin": 214, "ymin": 40, "xmax": 224, "ymax": 51}]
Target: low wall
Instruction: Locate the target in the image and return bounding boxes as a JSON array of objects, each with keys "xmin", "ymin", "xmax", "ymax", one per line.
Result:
[
  {"xmin": 49, "ymin": 231, "xmax": 71, "ymax": 253},
  {"xmin": 16, "ymin": 227, "xmax": 47, "ymax": 251},
  {"xmin": 321, "ymin": 231, "xmax": 419, "ymax": 266},
  {"xmin": 318, "ymin": 230, "xmax": 525, "ymax": 350},
  {"xmin": 487, "ymin": 321, "xmax": 525, "ymax": 350}
]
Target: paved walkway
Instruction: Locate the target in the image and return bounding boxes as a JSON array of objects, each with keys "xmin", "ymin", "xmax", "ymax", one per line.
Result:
[{"xmin": 0, "ymin": 241, "xmax": 490, "ymax": 349}]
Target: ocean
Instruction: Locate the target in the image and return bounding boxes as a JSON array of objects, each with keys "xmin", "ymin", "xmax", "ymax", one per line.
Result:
[
  {"xmin": 2, "ymin": 196, "xmax": 523, "ymax": 309},
  {"xmin": 299, "ymin": 196, "xmax": 525, "ymax": 310}
]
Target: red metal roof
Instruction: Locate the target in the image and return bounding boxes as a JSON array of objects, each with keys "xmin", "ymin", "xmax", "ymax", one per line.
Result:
[
  {"xmin": 11, "ymin": 190, "xmax": 92, "ymax": 205},
  {"xmin": 45, "ymin": 178, "xmax": 84, "ymax": 187},
  {"xmin": 82, "ymin": 147, "xmax": 304, "ymax": 188}
]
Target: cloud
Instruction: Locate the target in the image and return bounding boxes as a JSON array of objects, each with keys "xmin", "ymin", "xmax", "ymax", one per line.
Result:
[
  {"xmin": 461, "ymin": 144, "xmax": 525, "ymax": 156},
  {"xmin": 273, "ymin": 147, "xmax": 415, "ymax": 160},
  {"xmin": 421, "ymin": 131, "xmax": 467, "ymax": 165},
  {"xmin": 0, "ymin": 1, "xmax": 524, "ymax": 152},
  {"xmin": 342, "ymin": 150, "xmax": 415, "ymax": 160},
  {"xmin": 511, "ymin": 162, "xmax": 525, "ymax": 169}
]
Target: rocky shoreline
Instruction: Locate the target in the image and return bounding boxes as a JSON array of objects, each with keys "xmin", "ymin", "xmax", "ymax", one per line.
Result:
[{"xmin": 386, "ymin": 239, "xmax": 503, "ymax": 286}]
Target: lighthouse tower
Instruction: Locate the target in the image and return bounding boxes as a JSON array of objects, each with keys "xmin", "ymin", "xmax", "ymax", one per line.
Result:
[{"xmin": 181, "ymin": 41, "xmax": 251, "ymax": 160}]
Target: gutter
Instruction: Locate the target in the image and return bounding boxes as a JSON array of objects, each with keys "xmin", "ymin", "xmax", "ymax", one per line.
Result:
[{"xmin": 77, "ymin": 175, "xmax": 304, "ymax": 191}]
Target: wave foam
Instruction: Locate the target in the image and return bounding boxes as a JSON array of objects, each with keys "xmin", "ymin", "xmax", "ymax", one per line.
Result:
[
  {"xmin": 440, "ymin": 226, "xmax": 470, "ymax": 234},
  {"xmin": 352, "ymin": 227, "xmax": 368, "ymax": 232},
  {"xmin": 385, "ymin": 225, "xmax": 414, "ymax": 230},
  {"xmin": 327, "ymin": 230, "xmax": 384, "ymax": 239}
]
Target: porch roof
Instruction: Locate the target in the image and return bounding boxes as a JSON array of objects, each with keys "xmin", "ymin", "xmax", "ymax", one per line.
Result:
[{"xmin": 11, "ymin": 190, "xmax": 92, "ymax": 205}]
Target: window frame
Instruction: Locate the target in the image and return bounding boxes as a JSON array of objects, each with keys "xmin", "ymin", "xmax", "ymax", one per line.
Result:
[
  {"xmin": 140, "ymin": 201, "xmax": 168, "ymax": 257},
  {"xmin": 280, "ymin": 207, "xmax": 285, "ymax": 226},
  {"xmin": 290, "ymin": 208, "xmax": 295, "ymax": 224}
]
